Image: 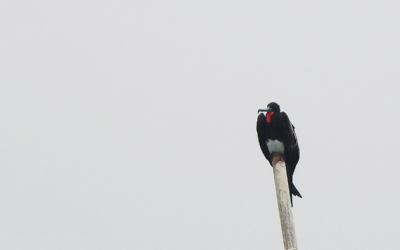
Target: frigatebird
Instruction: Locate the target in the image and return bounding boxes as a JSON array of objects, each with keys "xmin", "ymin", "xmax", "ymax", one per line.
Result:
[{"xmin": 256, "ymin": 102, "xmax": 302, "ymax": 206}]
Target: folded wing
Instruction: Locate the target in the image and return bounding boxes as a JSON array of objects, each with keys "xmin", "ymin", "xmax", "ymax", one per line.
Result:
[{"xmin": 256, "ymin": 113, "xmax": 272, "ymax": 166}]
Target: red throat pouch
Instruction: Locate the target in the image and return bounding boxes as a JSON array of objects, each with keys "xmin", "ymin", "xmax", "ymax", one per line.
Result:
[{"xmin": 266, "ymin": 111, "xmax": 274, "ymax": 123}]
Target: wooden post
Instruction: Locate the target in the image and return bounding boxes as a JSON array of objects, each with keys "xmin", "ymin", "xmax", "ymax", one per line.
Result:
[{"xmin": 272, "ymin": 154, "xmax": 298, "ymax": 250}]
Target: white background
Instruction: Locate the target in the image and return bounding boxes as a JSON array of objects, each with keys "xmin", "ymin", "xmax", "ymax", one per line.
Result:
[{"xmin": 1, "ymin": 1, "xmax": 400, "ymax": 249}]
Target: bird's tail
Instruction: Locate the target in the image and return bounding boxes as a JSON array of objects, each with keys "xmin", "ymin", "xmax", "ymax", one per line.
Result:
[
  {"xmin": 290, "ymin": 183, "xmax": 302, "ymax": 198},
  {"xmin": 289, "ymin": 183, "xmax": 302, "ymax": 207}
]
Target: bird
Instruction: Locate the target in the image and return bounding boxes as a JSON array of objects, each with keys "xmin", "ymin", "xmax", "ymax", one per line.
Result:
[{"xmin": 256, "ymin": 102, "xmax": 302, "ymax": 206}]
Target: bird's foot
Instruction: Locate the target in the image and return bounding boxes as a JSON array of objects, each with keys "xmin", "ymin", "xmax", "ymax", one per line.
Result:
[{"xmin": 271, "ymin": 153, "xmax": 284, "ymax": 167}]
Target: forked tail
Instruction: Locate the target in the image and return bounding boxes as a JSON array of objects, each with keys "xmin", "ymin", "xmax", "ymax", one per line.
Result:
[{"xmin": 289, "ymin": 183, "xmax": 302, "ymax": 207}]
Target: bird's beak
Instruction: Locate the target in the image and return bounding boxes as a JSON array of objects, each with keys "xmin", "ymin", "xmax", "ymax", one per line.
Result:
[{"xmin": 258, "ymin": 107, "xmax": 271, "ymax": 113}]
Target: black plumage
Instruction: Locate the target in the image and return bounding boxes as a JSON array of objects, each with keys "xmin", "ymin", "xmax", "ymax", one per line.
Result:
[{"xmin": 256, "ymin": 102, "xmax": 302, "ymax": 206}]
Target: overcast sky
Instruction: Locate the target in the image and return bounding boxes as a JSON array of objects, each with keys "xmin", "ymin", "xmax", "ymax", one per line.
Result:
[{"xmin": 1, "ymin": 1, "xmax": 400, "ymax": 249}]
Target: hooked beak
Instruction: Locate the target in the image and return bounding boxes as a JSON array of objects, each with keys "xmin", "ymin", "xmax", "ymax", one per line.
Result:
[{"xmin": 258, "ymin": 107, "xmax": 271, "ymax": 113}]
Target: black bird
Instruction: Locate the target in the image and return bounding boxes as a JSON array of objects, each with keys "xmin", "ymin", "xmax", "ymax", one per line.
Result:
[{"xmin": 256, "ymin": 102, "xmax": 302, "ymax": 206}]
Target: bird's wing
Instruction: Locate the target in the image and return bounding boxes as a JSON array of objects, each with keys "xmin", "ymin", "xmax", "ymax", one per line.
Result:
[
  {"xmin": 279, "ymin": 112, "xmax": 300, "ymax": 174},
  {"xmin": 256, "ymin": 113, "xmax": 272, "ymax": 165}
]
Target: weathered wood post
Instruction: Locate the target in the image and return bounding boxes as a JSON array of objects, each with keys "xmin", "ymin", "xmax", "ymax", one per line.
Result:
[{"xmin": 272, "ymin": 153, "xmax": 298, "ymax": 250}]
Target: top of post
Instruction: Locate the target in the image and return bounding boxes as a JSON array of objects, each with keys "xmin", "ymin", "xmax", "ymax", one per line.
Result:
[{"xmin": 271, "ymin": 153, "xmax": 285, "ymax": 167}]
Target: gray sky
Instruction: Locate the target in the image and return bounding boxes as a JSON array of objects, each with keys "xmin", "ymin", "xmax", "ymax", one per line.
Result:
[{"xmin": 1, "ymin": 1, "xmax": 400, "ymax": 249}]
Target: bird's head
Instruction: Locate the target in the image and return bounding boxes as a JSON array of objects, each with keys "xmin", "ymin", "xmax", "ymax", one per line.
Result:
[{"xmin": 258, "ymin": 102, "xmax": 280, "ymax": 113}]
